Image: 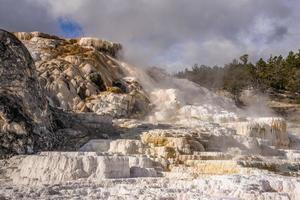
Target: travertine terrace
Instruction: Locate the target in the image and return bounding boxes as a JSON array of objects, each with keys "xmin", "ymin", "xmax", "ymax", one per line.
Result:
[{"xmin": 0, "ymin": 30, "xmax": 300, "ymax": 200}]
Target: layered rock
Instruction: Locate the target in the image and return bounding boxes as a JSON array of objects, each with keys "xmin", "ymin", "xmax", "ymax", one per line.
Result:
[
  {"xmin": 79, "ymin": 116, "xmax": 292, "ymax": 176},
  {"xmin": 226, "ymin": 117, "xmax": 290, "ymax": 147},
  {"xmin": 141, "ymin": 129, "xmax": 205, "ymax": 158},
  {"xmin": 7, "ymin": 152, "xmax": 131, "ymax": 185},
  {"xmin": 14, "ymin": 31, "xmax": 150, "ymax": 118},
  {"xmin": 3, "ymin": 151, "xmax": 163, "ymax": 185}
]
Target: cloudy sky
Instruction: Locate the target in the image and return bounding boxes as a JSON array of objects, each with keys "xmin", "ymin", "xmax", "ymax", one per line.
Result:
[{"xmin": 1, "ymin": 0, "xmax": 300, "ymax": 71}]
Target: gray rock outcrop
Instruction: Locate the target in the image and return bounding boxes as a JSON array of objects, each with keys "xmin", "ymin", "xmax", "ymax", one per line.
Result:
[{"xmin": 0, "ymin": 29, "xmax": 56, "ymax": 157}]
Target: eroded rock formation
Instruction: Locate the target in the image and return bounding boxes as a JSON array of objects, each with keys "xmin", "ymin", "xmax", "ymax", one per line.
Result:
[
  {"xmin": 14, "ymin": 32, "xmax": 151, "ymax": 117},
  {"xmin": 0, "ymin": 30, "xmax": 121, "ymax": 158},
  {"xmin": 0, "ymin": 29, "xmax": 56, "ymax": 157}
]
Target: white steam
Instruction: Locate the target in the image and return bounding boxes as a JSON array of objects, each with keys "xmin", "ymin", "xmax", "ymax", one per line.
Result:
[{"xmin": 118, "ymin": 61, "xmax": 246, "ymax": 125}]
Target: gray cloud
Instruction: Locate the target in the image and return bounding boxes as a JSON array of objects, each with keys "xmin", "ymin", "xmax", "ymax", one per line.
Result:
[
  {"xmin": 0, "ymin": 0, "xmax": 59, "ymax": 34},
  {"xmin": 1, "ymin": 0, "xmax": 300, "ymax": 71}
]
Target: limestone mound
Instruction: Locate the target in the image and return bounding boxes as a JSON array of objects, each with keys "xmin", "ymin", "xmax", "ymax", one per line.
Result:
[
  {"xmin": 226, "ymin": 117, "xmax": 290, "ymax": 147},
  {"xmin": 8, "ymin": 152, "xmax": 130, "ymax": 185},
  {"xmin": 5, "ymin": 151, "xmax": 161, "ymax": 185}
]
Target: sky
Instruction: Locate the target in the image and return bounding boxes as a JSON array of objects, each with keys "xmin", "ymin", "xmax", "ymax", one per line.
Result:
[{"xmin": 1, "ymin": 0, "xmax": 300, "ymax": 72}]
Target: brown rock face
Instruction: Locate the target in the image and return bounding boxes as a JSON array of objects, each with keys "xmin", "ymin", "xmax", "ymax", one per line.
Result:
[{"xmin": 0, "ymin": 29, "xmax": 56, "ymax": 157}]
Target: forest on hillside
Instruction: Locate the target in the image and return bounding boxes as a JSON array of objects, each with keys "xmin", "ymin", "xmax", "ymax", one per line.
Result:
[{"xmin": 175, "ymin": 51, "xmax": 300, "ymax": 104}]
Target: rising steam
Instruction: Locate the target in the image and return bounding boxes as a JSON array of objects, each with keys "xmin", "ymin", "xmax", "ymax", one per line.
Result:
[{"xmin": 117, "ymin": 61, "xmax": 249, "ymax": 124}]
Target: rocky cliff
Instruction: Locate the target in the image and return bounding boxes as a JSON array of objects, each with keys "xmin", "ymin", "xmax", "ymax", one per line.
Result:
[{"xmin": 0, "ymin": 30, "xmax": 125, "ymax": 158}]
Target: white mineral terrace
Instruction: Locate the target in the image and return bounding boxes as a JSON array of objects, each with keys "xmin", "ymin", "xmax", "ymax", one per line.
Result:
[
  {"xmin": 1, "ymin": 114, "xmax": 300, "ymax": 200},
  {"xmin": 1, "ymin": 58, "xmax": 300, "ymax": 199}
]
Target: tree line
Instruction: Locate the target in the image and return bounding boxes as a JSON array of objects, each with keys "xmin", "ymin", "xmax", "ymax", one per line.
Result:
[{"xmin": 175, "ymin": 51, "xmax": 300, "ymax": 103}]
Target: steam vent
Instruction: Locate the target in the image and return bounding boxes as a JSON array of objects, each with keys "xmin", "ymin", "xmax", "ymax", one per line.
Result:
[{"xmin": 1, "ymin": 30, "xmax": 300, "ymax": 200}]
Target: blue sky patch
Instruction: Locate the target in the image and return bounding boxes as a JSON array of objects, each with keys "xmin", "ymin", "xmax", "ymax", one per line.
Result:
[{"xmin": 58, "ymin": 18, "xmax": 84, "ymax": 38}]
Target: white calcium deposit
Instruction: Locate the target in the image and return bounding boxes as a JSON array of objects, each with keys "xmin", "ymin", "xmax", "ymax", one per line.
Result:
[
  {"xmin": 8, "ymin": 152, "xmax": 131, "ymax": 185},
  {"xmin": 1, "ymin": 172, "xmax": 300, "ymax": 200},
  {"xmin": 1, "ymin": 44, "xmax": 300, "ymax": 199}
]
